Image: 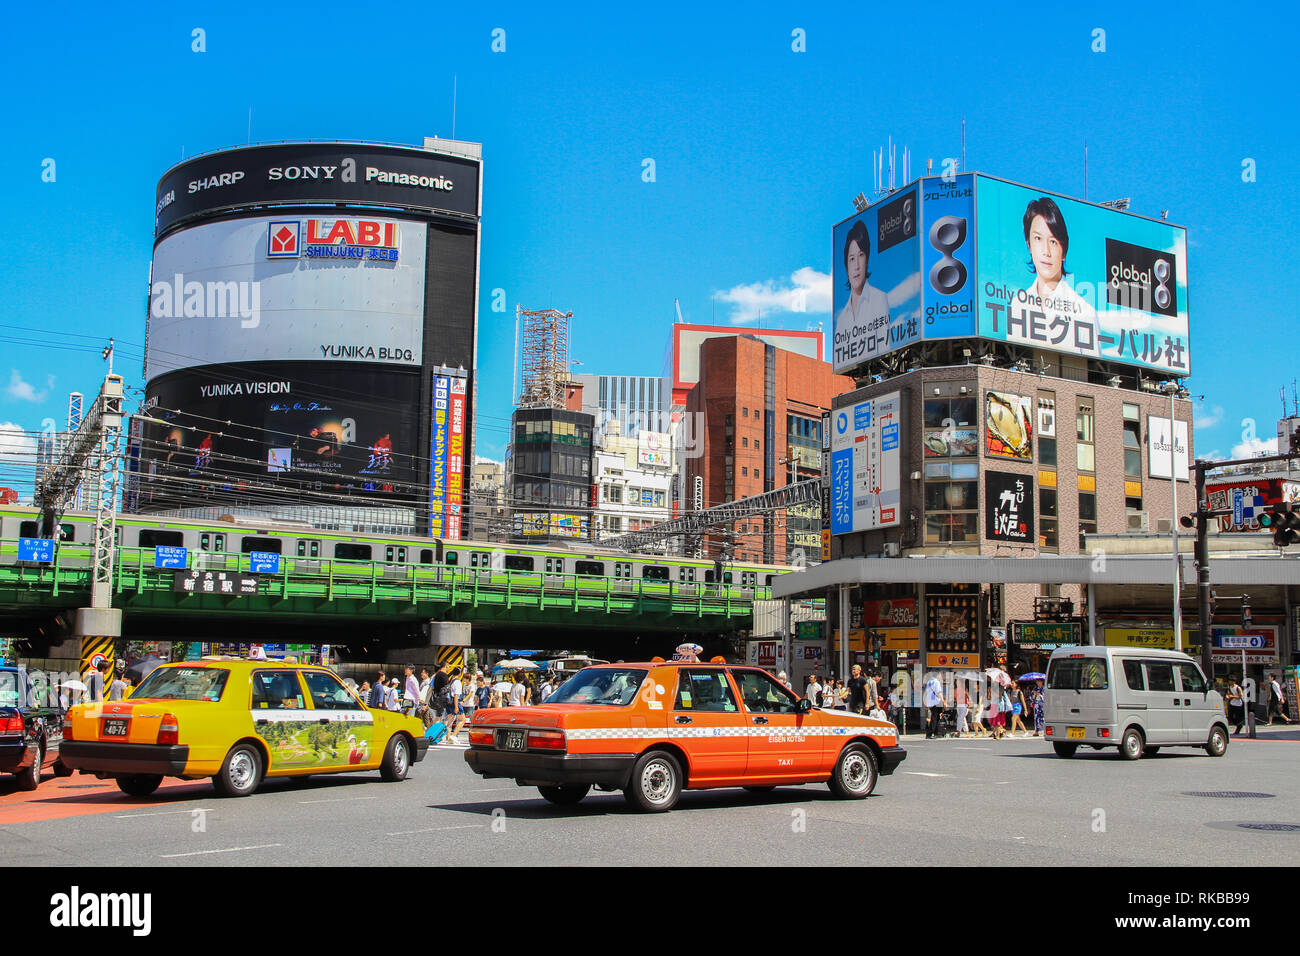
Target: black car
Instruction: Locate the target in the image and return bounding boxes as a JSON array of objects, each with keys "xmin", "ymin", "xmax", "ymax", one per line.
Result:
[{"xmin": 0, "ymin": 665, "xmax": 68, "ymax": 790}]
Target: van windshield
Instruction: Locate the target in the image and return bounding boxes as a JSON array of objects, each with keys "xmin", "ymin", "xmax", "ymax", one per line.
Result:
[{"xmin": 1047, "ymin": 658, "xmax": 1109, "ymax": 691}]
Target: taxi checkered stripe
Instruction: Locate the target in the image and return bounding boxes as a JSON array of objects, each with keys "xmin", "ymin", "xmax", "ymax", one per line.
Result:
[{"xmin": 564, "ymin": 723, "xmax": 898, "ymax": 741}]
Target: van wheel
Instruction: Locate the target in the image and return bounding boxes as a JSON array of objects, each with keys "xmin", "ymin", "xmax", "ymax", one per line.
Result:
[
  {"xmin": 1120, "ymin": 728, "xmax": 1144, "ymax": 761},
  {"xmin": 626, "ymin": 751, "xmax": 681, "ymax": 812},
  {"xmin": 1052, "ymin": 742, "xmax": 1077, "ymax": 758},
  {"xmin": 116, "ymin": 774, "xmax": 162, "ymax": 797},
  {"xmin": 213, "ymin": 743, "xmax": 263, "ymax": 797},
  {"xmin": 538, "ymin": 785, "xmax": 589, "ymax": 805},
  {"xmin": 829, "ymin": 743, "xmax": 877, "ymax": 799},
  {"xmin": 1205, "ymin": 725, "xmax": 1228, "ymax": 757}
]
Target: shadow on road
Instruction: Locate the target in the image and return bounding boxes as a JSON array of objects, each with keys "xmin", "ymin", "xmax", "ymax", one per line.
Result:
[{"xmin": 428, "ymin": 785, "xmax": 864, "ymax": 820}]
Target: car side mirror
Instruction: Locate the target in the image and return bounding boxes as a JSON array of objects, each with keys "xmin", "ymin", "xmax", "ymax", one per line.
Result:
[{"xmin": 797, "ymin": 698, "xmax": 812, "ymax": 714}]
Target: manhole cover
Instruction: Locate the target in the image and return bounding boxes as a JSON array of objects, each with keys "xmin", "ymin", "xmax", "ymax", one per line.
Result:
[
  {"xmin": 1183, "ymin": 791, "xmax": 1276, "ymax": 798},
  {"xmin": 1237, "ymin": 823, "xmax": 1300, "ymax": 832}
]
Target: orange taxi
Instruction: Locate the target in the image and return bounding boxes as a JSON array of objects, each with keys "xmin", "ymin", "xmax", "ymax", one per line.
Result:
[{"xmin": 464, "ymin": 660, "xmax": 905, "ymax": 811}]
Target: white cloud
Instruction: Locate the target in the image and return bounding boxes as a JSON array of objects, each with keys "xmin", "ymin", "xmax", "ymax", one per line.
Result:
[
  {"xmin": 715, "ymin": 266, "xmax": 832, "ymax": 324},
  {"xmin": 1193, "ymin": 402, "xmax": 1223, "ymax": 429},
  {"xmin": 1230, "ymin": 436, "xmax": 1278, "ymax": 460},
  {"xmin": 0, "ymin": 421, "xmax": 36, "ymax": 467},
  {"xmin": 888, "ymin": 272, "xmax": 921, "ymax": 308},
  {"xmin": 5, "ymin": 370, "xmax": 52, "ymax": 403}
]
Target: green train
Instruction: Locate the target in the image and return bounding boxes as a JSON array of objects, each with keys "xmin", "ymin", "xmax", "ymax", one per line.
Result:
[{"xmin": 0, "ymin": 505, "xmax": 788, "ymax": 599}]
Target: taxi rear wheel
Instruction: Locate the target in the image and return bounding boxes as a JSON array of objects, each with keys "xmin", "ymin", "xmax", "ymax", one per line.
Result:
[
  {"xmin": 626, "ymin": 751, "xmax": 682, "ymax": 812},
  {"xmin": 538, "ymin": 784, "xmax": 590, "ymax": 805},
  {"xmin": 828, "ymin": 743, "xmax": 877, "ymax": 799},
  {"xmin": 213, "ymin": 743, "xmax": 263, "ymax": 797},
  {"xmin": 116, "ymin": 774, "xmax": 162, "ymax": 797},
  {"xmin": 380, "ymin": 735, "xmax": 411, "ymax": 782}
]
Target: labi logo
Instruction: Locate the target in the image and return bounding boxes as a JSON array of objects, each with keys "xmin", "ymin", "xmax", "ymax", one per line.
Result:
[
  {"xmin": 49, "ymin": 886, "xmax": 151, "ymax": 936},
  {"xmin": 1105, "ymin": 238, "xmax": 1178, "ymax": 318},
  {"xmin": 875, "ymin": 189, "xmax": 917, "ymax": 253}
]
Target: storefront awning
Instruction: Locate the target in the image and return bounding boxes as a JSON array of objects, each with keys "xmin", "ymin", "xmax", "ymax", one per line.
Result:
[{"xmin": 771, "ymin": 555, "xmax": 1300, "ymax": 599}]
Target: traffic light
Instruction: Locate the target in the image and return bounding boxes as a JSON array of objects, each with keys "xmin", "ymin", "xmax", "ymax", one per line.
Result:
[
  {"xmin": 867, "ymin": 630, "xmax": 885, "ymax": 664},
  {"xmin": 1260, "ymin": 502, "xmax": 1300, "ymax": 547},
  {"xmin": 1241, "ymin": 594, "xmax": 1252, "ymax": 630}
]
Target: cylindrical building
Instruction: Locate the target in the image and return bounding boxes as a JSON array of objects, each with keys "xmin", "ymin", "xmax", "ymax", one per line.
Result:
[{"xmin": 133, "ymin": 138, "xmax": 482, "ymax": 537}]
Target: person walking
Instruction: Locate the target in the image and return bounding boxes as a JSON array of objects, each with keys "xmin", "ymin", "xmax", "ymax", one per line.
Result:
[
  {"xmin": 1268, "ymin": 674, "xmax": 1292, "ymax": 725},
  {"xmin": 847, "ymin": 664, "xmax": 870, "ymax": 715},
  {"xmin": 445, "ymin": 668, "xmax": 466, "ymax": 743},
  {"xmin": 954, "ymin": 683, "xmax": 971, "ymax": 737},
  {"xmin": 1225, "ymin": 676, "xmax": 1245, "ymax": 734},
  {"xmin": 969, "ymin": 691, "xmax": 988, "ymax": 737},
  {"xmin": 404, "ymin": 666, "xmax": 420, "ymax": 709},
  {"xmin": 1008, "ymin": 682, "xmax": 1029, "ymax": 736},
  {"xmin": 805, "ymin": 673, "xmax": 823, "ymax": 707},
  {"xmin": 1029, "ymin": 678, "xmax": 1046, "ymax": 736},
  {"xmin": 924, "ymin": 673, "xmax": 946, "ymax": 739},
  {"xmin": 367, "ymin": 669, "xmax": 387, "ymax": 708},
  {"xmin": 989, "ymin": 682, "xmax": 1010, "ymax": 740},
  {"xmin": 509, "ymin": 670, "xmax": 531, "ymax": 707}
]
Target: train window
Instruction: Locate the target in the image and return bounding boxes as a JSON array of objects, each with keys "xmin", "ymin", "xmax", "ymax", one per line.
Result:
[
  {"xmin": 642, "ymin": 565, "xmax": 668, "ymax": 581},
  {"xmin": 764, "ymin": 575, "xmax": 775, "ymax": 587},
  {"xmin": 552, "ymin": 558, "xmax": 563, "ymax": 573},
  {"xmin": 450, "ymin": 552, "xmax": 461, "ymax": 566},
  {"xmin": 505, "ymin": 555, "xmax": 534, "ymax": 572},
  {"xmin": 140, "ymin": 530, "xmax": 184, "ymax": 549},
  {"xmin": 688, "ymin": 567, "xmax": 695, "ymax": 582},
  {"xmin": 678, "ymin": 567, "xmax": 687, "ymax": 581},
  {"xmin": 621, "ymin": 562, "xmax": 632, "ymax": 577},
  {"xmin": 241, "ymin": 536, "xmax": 281, "ymax": 554},
  {"xmin": 704, "ymin": 570, "xmax": 715, "ymax": 584},
  {"xmin": 479, "ymin": 552, "xmax": 492, "ymax": 568},
  {"xmin": 58, "ymin": 524, "xmax": 76, "ymax": 542},
  {"xmin": 213, "ymin": 534, "xmax": 224, "ymax": 553},
  {"xmin": 19, "ymin": 521, "xmax": 38, "ymax": 538},
  {"xmin": 575, "ymin": 560, "xmax": 605, "ymax": 576},
  {"xmin": 545, "ymin": 558, "xmax": 553, "ymax": 573},
  {"xmin": 726, "ymin": 572, "xmax": 735, "ymax": 585},
  {"xmin": 311, "ymin": 541, "xmax": 320, "ymax": 558},
  {"xmin": 386, "ymin": 547, "xmax": 394, "ymax": 562},
  {"xmin": 420, "ymin": 549, "xmax": 433, "ymax": 564},
  {"xmin": 200, "ymin": 533, "xmax": 209, "ymax": 550},
  {"xmin": 335, "ymin": 543, "xmax": 372, "ymax": 561},
  {"xmin": 398, "ymin": 548, "xmax": 406, "ymax": 563}
]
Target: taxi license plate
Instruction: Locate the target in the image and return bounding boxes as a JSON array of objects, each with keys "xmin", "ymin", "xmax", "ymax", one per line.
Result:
[
  {"xmin": 1067, "ymin": 727, "xmax": 1086, "ymax": 739},
  {"xmin": 501, "ymin": 730, "xmax": 527, "ymax": 751},
  {"xmin": 103, "ymin": 718, "xmax": 130, "ymax": 737}
]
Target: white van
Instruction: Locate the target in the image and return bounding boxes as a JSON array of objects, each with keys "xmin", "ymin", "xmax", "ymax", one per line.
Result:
[{"xmin": 1043, "ymin": 646, "xmax": 1229, "ymax": 759}]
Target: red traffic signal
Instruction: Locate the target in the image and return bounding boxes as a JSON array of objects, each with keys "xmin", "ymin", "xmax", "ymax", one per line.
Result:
[{"xmin": 1260, "ymin": 501, "xmax": 1300, "ymax": 547}]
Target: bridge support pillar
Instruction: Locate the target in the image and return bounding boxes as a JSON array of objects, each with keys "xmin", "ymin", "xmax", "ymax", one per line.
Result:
[{"xmin": 74, "ymin": 607, "xmax": 122, "ymax": 694}]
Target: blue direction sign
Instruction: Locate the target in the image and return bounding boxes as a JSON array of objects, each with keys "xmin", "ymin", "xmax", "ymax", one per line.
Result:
[
  {"xmin": 154, "ymin": 546, "xmax": 188, "ymax": 569},
  {"xmin": 1220, "ymin": 634, "xmax": 1265, "ymax": 650},
  {"xmin": 1232, "ymin": 488, "xmax": 1244, "ymax": 528},
  {"xmin": 249, "ymin": 551, "xmax": 281, "ymax": 574},
  {"xmin": 17, "ymin": 538, "xmax": 54, "ymax": 563}
]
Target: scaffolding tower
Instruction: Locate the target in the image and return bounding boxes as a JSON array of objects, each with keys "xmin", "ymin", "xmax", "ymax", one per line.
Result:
[{"xmin": 516, "ymin": 306, "xmax": 572, "ymax": 409}]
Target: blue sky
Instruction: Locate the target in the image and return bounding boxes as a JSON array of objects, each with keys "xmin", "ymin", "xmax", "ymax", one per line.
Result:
[{"xmin": 0, "ymin": 0, "xmax": 1295, "ymax": 486}]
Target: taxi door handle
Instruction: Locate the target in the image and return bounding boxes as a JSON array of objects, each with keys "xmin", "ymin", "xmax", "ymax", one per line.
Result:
[
  {"xmin": 753, "ymin": 716, "xmax": 769, "ymax": 725},
  {"xmin": 1173, "ymin": 699, "xmax": 1181, "ymax": 706},
  {"xmin": 675, "ymin": 715, "xmax": 692, "ymax": 724},
  {"xmin": 1183, "ymin": 699, "xmax": 1191, "ymax": 706},
  {"xmin": 255, "ymin": 719, "xmax": 268, "ymax": 726},
  {"xmin": 318, "ymin": 718, "xmax": 329, "ymax": 725}
]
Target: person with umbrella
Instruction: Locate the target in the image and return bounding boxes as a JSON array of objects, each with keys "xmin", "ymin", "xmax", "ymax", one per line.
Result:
[
  {"xmin": 1021, "ymin": 674, "xmax": 1046, "ymax": 736},
  {"xmin": 984, "ymin": 668, "xmax": 1012, "ymax": 740}
]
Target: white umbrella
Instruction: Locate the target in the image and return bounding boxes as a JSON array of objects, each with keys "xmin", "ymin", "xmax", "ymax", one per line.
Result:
[
  {"xmin": 499, "ymin": 659, "xmax": 539, "ymax": 670},
  {"xmin": 984, "ymin": 668, "xmax": 1013, "ymax": 687},
  {"xmin": 61, "ymin": 679, "xmax": 88, "ymax": 692},
  {"xmin": 492, "ymin": 682, "xmax": 513, "ymax": 694}
]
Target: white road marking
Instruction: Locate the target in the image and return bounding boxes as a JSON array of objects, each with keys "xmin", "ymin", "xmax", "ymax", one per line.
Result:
[
  {"xmin": 115, "ymin": 808, "xmax": 215, "ymax": 819},
  {"xmin": 903, "ymin": 772, "xmax": 951, "ymax": 777},
  {"xmin": 159, "ymin": 843, "xmax": 282, "ymax": 858},
  {"xmin": 297, "ymin": 795, "xmax": 378, "ymax": 805},
  {"xmin": 385, "ymin": 824, "xmax": 487, "ymax": 836}
]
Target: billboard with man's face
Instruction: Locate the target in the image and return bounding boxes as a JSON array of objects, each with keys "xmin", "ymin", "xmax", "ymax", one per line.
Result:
[
  {"xmin": 975, "ymin": 176, "xmax": 1190, "ymax": 375},
  {"xmin": 831, "ymin": 188, "xmax": 921, "ymax": 373},
  {"xmin": 830, "ymin": 173, "xmax": 1191, "ymax": 376}
]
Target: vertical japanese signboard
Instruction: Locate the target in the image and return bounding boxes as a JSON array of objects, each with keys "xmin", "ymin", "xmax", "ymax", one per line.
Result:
[
  {"xmin": 429, "ymin": 375, "xmax": 450, "ymax": 537},
  {"xmin": 447, "ymin": 378, "xmax": 466, "ymax": 539},
  {"xmin": 830, "ymin": 391, "xmax": 902, "ymax": 533}
]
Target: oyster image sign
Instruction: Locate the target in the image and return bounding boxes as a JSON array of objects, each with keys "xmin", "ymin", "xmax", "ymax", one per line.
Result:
[
  {"xmin": 984, "ymin": 390, "xmax": 1033, "ymax": 461},
  {"xmin": 830, "ymin": 390, "xmax": 902, "ymax": 534}
]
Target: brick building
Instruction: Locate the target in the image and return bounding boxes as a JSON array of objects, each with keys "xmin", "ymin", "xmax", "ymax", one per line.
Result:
[{"xmin": 683, "ymin": 334, "xmax": 853, "ymax": 564}]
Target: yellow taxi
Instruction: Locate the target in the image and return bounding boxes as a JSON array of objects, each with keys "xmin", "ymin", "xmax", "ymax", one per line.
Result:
[{"xmin": 59, "ymin": 659, "xmax": 427, "ymax": 797}]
